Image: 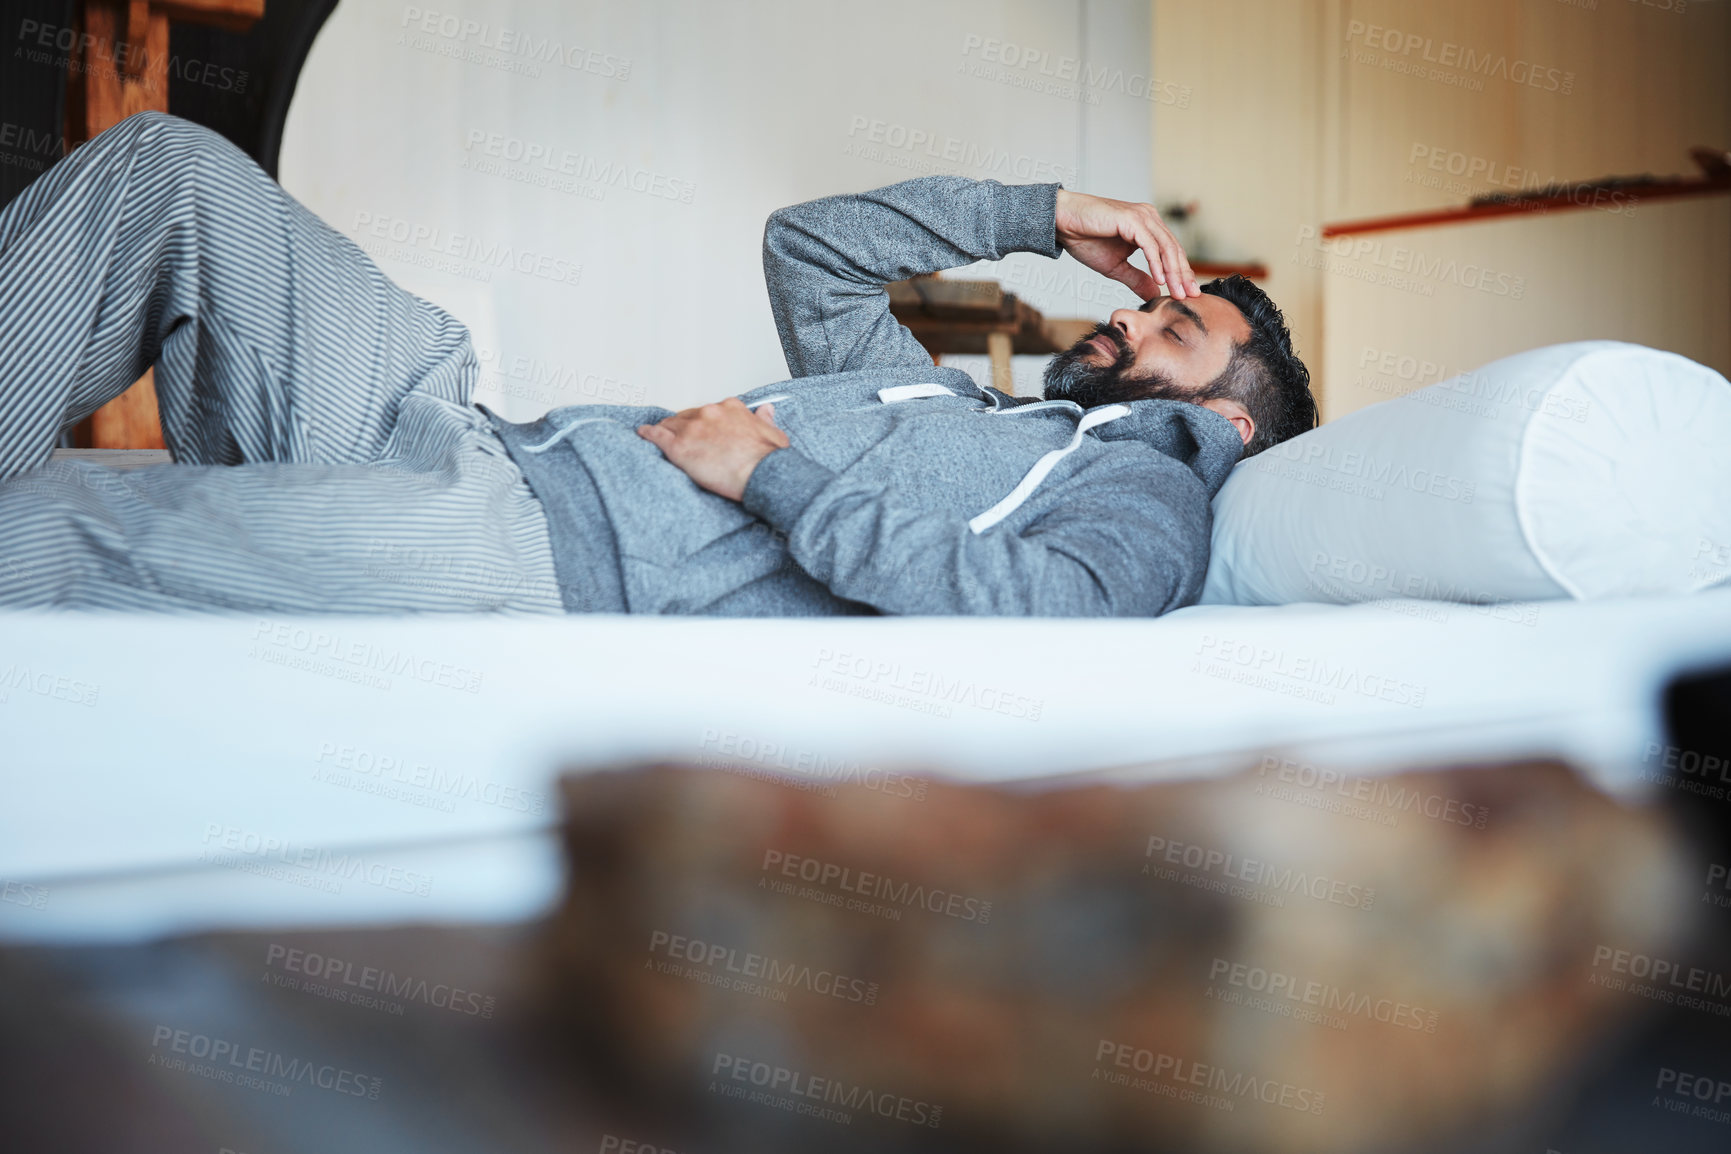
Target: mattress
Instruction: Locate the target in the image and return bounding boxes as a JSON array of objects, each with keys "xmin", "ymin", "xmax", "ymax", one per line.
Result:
[{"xmin": 4, "ymin": 588, "xmax": 1730, "ymax": 943}]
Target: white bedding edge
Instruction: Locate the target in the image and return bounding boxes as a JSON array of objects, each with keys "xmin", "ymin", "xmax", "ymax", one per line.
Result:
[{"xmin": 4, "ymin": 588, "xmax": 1729, "ymax": 942}]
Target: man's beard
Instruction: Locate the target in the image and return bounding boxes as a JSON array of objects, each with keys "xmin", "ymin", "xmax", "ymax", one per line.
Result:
[{"xmin": 1042, "ymin": 323, "xmax": 1187, "ymax": 407}]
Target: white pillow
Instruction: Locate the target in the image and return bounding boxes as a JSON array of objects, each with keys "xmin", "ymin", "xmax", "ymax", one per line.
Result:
[{"xmin": 1200, "ymin": 341, "xmax": 1731, "ymax": 606}]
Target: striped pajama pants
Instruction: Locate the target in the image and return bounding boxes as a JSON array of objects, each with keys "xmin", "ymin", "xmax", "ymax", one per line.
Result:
[{"xmin": 0, "ymin": 111, "xmax": 567, "ymax": 614}]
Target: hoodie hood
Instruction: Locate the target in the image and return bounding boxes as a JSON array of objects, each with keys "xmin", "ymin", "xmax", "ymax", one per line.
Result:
[{"xmin": 1089, "ymin": 396, "xmax": 1245, "ymax": 498}]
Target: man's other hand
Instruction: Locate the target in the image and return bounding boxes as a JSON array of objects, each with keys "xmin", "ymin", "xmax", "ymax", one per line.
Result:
[
  {"xmin": 1055, "ymin": 188, "xmax": 1199, "ymax": 301},
  {"xmin": 636, "ymin": 398, "xmax": 790, "ymax": 502}
]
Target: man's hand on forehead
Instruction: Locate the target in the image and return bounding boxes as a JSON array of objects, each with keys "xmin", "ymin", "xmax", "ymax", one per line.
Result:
[{"xmin": 1055, "ymin": 189, "xmax": 1198, "ymax": 302}]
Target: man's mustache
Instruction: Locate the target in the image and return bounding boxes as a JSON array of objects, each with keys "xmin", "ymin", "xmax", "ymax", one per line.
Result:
[{"xmin": 1077, "ymin": 323, "xmax": 1129, "ymax": 364}]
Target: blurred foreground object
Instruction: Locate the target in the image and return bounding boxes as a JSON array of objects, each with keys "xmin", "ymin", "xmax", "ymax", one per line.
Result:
[{"xmin": 543, "ymin": 759, "xmax": 1694, "ymax": 1154}]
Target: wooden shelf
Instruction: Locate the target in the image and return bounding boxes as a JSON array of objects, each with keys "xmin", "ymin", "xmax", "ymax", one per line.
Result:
[
  {"xmin": 1323, "ymin": 175, "xmax": 1731, "ymax": 239},
  {"xmin": 1191, "ymin": 261, "xmax": 1268, "ymax": 280}
]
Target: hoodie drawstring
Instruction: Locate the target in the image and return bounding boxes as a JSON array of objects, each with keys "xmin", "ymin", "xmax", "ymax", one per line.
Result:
[{"xmin": 967, "ymin": 403, "xmax": 1130, "ymax": 534}]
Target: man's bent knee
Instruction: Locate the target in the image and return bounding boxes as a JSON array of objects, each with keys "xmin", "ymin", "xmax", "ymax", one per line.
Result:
[
  {"xmin": 83, "ymin": 110, "xmax": 236, "ymax": 174},
  {"xmin": 95, "ymin": 110, "xmax": 208, "ymax": 146}
]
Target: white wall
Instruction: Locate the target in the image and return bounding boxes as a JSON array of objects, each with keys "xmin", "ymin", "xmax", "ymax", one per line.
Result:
[{"xmin": 282, "ymin": 0, "xmax": 1156, "ymax": 416}]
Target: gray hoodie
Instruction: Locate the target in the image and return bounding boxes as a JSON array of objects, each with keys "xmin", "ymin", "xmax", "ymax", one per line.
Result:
[{"xmin": 479, "ymin": 176, "xmax": 1243, "ymax": 617}]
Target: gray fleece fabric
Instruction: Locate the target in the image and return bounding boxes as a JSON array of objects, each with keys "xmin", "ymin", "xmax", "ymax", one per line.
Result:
[{"xmin": 479, "ymin": 176, "xmax": 1243, "ymax": 617}]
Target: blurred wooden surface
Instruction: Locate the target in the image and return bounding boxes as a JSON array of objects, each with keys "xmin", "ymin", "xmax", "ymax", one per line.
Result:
[{"xmin": 1, "ymin": 757, "xmax": 1724, "ymax": 1154}]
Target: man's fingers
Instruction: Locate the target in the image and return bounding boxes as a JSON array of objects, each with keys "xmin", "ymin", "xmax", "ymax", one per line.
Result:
[
  {"xmin": 750, "ymin": 402, "xmax": 791, "ymax": 449},
  {"xmin": 1057, "ymin": 192, "xmax": 1200, "ymax": 302},
  {"xmin": 1112, "ymin": 258, "xmax": 1157, "ymax": 300},
  {"xmin": 1142, "ymin": 224, "xmax": 1188, "ymax": 301},
  {"xmin": 1138, "ymin": 222, "xmax": 1184, "ymax": 300},
  {"xmin": 1153, "ymin": 216, "xmax": 1198, "ymax": 298},
  {"xmin": 1126, "ymin": 204, "xmax": 1193, "ymax": 300},
  {"xmin": 1129, "ymin": 224, "xmax": 1168, "ymax": 292},
  {"xmin": 1092, "ymin": 234, "xmax": 1156, "ymax": 297}
]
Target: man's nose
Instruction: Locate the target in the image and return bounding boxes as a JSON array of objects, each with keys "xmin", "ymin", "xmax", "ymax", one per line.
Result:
[{"xmin": 1108, "ymin": 308, "xmax": 1146, "ymax": 347}]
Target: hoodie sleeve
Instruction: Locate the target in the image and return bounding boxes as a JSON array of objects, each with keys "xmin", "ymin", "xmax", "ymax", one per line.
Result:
[
  {"xmin": 739, "ymin": 444, "xmax": 1213, "ymax": 617},
  {"xmin": 762, "ymin": 176, "xmax": 1062, "ymax": 379}
]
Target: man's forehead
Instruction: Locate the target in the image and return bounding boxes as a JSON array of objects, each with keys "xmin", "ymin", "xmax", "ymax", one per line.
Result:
[{"xmin": 1180, "ymin": 292, "xmax": 1252, "ymax": 342}]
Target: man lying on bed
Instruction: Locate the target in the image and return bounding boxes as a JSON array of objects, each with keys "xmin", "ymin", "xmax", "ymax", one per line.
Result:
[{"xmin": 0, "ymin": 112, "xmax": 1314, "ymax": 616}]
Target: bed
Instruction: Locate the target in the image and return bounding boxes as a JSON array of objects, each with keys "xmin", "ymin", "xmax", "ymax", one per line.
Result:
[{"xmin": 5, "ymin": 586, "xmax": 1728, "ymax": 943}]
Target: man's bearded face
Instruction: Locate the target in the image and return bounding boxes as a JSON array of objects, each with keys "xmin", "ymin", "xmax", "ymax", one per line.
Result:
[{"xmin": 1042, "ymin": 322, "xmax": 1192, "ymax": 407}]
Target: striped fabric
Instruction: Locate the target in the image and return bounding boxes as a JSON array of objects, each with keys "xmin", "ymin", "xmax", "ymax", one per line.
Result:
[{"xmin": 0, "ymin": 112, "xmax": 566, "ymax": 614}]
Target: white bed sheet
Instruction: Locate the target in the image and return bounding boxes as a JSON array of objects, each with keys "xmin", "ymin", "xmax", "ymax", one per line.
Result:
[{"xmin": 4, "ymin": 589, "xmax": 1729, "ymax": 942}]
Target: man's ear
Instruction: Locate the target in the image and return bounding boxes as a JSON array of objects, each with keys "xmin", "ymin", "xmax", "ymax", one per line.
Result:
[{"xmin": 1199, "ymin": 397, "xmax": 1254, "ymax": 446}]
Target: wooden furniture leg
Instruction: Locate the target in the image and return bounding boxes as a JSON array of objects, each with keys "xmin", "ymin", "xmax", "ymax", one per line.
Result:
[
  {"xmin": 63, "ymin": 0, "xmax": 264, "ymax": 450},
  {"xmin": 986, "ymin": 330, "xmax": 1014, "ymax": 396}
]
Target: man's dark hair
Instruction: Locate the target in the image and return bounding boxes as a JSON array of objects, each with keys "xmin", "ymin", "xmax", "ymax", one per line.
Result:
[{"xmin": 1195, "ymin": 275, "xmax": 1316, "ymax": 457}]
